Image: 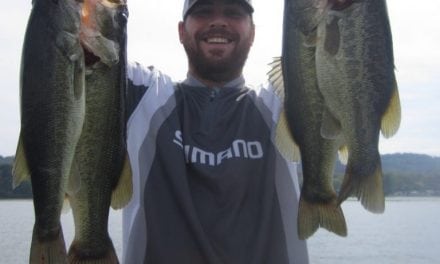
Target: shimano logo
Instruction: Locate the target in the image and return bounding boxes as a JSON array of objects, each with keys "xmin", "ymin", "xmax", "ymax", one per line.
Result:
[{"xmin": 173, "ymin": 130, "xmax": 264, "ymax": 166}]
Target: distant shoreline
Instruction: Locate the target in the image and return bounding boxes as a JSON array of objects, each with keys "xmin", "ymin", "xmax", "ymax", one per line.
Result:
[{"xmin": 2, "ymin": 196, "xmax": 440, "ymax": 201}]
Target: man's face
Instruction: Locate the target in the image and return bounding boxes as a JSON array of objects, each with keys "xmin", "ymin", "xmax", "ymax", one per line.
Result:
[{"xmin": 179, "ymin": 0, "xmax": 255, "ymax": 84}]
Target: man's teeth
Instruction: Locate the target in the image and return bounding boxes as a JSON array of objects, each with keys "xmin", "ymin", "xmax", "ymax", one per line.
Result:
[{"xmin": 206, "ymin": 37, "xmax": 229, "ymax": 44}]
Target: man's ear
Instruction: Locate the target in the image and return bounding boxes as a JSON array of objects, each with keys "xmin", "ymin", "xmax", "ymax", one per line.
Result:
[
  {"xmin": 178, "ymin": 21, "xmax": 185, "ymax": 44},
  {"xmin": 249, "ymin": 23, "xmax": 256, "ymax": 46}
]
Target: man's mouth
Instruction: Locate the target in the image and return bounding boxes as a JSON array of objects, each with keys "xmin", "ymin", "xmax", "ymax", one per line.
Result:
[{"xmin": 204, "ymin": 37, "xmax": 232, "ymax": 44}]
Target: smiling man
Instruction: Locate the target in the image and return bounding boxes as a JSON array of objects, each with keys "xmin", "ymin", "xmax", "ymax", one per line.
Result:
[
  {"xmin": 122, "ymin": 0, "xmax": 309, "ymax": 263},
  {"xmin": 179, "ymin": 0, "xmax": 255, "ymax": 86}
]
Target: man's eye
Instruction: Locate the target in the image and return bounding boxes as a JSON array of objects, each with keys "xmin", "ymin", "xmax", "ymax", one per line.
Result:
[
  {"xmin": 227, "ymin": 12, "xmax": 244, "ymax": 18},
  {"xmin": 224, "ymin": 8, "xmax": 247, "ymax": 18},
  {"xmin": 191, "ymin": 7, "xmax": 213, "ymax": 17}
]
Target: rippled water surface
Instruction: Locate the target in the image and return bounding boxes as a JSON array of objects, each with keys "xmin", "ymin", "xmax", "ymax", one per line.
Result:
[{"xmin": 1, "ymin": 197, "xmax": 439, "ymax": 263}]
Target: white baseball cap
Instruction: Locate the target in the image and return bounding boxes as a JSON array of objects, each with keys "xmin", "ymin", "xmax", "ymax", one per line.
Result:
[{"xmin": 182, "ymin": 0, "xmax": 254, "ymax": 19}]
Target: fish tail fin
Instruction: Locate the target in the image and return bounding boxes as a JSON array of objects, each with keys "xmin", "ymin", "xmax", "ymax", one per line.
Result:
[
  {"xmin": 111, "ymin": 153, "xmax": 133, "ymax": 209},
  {"xmin": 68, "ymin": 240, "xmax": 118, "ymax": 264},
  {"xmin": 381, "ymin": 79, "xmax": 401, "ymax": 138},
  {"xmin": 12, "ymin": 133, "xmax": 31, "ymax": 189},
  {"xmin": 30, "ymin": 224, "xmax": 67, "ymax": 264},
  {"xmin": 298, "ymin": 196, "xmax": 347, "ymax": 240},
  {"xmin": 63, "ymin": 161, "xmax": 81, "ymax": 215},
  {"xmin": 338, "ymin": 161, "xmax": 385, "ymax": 213},
  {"xmin": 275, "ymin": 111, "xmax": 301, "ymax": 161}
]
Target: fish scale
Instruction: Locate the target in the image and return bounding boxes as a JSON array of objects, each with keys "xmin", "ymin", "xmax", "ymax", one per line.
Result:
[
  {"xmin": 271, "ymin": 0, "xmax": 401, "ymax": 239},
  {"xmin": 13, "ymin": 0, "xmax": 85, "ymax": 262},
  {"xmin": 67, "ymin": 0, "xmax": 132, "ymax": 263},
  {"xmin": 13, "ymin": 0, "xmax": 132, "ymax": 263},
  {"xmin": 315, "ymin": 0, "xmax": 401, "ymax": 212},
  {"xmin": 270, "ymin": 0, "xmax": 347, "ymax": 240}
]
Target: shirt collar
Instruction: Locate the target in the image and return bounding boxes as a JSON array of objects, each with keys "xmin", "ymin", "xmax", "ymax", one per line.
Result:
[{"xmin": 182, "ymin": 74, "xmax": 246, "ymax": 89}]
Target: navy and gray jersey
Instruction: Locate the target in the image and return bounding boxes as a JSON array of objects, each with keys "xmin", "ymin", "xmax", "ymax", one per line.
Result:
[{"xmin": 122, "ymin": 62, "xmax": 309, "ymax": 264}]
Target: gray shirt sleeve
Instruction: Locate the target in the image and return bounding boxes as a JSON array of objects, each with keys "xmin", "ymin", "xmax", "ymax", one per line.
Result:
[{"xmin": 125, "ymin": 62, "xmax": 154, "ymax": 119}]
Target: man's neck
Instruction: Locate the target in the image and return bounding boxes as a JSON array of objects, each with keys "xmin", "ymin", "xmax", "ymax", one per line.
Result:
[
  {"xmin": 184, "ymin": 73, "xmax": 246, "ymax": 89},
  {"xmin": 186, "ymin": 67, "xmax": 245, "ymax": 88}
]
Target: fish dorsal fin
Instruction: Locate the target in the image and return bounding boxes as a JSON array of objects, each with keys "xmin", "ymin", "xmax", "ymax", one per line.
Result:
[
  {"xmin": 268, "ymin": 57, "xmax": 301, "ymax": 161},
  {"xmin": 275, "ymin": 111, "xmax": 301, "ymax": 162},
  {"xmin": 381, "ymin": 78, "xmax": 401, "ymax": 138},
  {"xmin": 111, "ymin": 153, "xmax": 133, "ymax": 209},
  {"xmin": 268, "ymin": 57, "xmax": 285, "ymax": 99},
  {"xmin": 12, "ymin": 134, "xmax": 30, "ymax": 189},
  {"xmin": 321, "ymin": 107, "xmax": 342, "ymax": 139}
]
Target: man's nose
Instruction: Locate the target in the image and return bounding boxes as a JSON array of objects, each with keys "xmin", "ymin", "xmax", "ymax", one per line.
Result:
[{"xmin": 209, "ymin": 14, "xmax": 228, "ymax": 28}]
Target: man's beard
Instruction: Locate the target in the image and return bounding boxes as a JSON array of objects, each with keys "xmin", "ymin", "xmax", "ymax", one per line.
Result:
[{"xmin": 182, "ymin": 29, "xmax": 252, "ymax": 84}]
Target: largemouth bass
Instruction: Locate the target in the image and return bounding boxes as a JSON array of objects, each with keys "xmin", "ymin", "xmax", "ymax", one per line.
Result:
[
  {"xmin": 270, "ymin": 0, "xmax": 347, "ymax": 240},
  {"xmin": 67, "ymin": 0, "xmax": 132, "ymax": 263},
  {"xmin": 315, "ymin": 0, "xmax": 401, "ymax": 213},
  {"xmin": 13, "ymin": 0, "xmax": 85, "ymax": 262}
]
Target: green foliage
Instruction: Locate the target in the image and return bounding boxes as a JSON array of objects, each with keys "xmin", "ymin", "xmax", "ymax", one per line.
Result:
[
  {"xmin": 0, "ymin": 155, "xmax": 14, "ymax": 166},
  {"xmin": 0, "ymin": 156, "xmax": 32, "ymax": 199},
  {"xmin": 1, "ymin": 153, "xmax": 440, "ymax": 198}
]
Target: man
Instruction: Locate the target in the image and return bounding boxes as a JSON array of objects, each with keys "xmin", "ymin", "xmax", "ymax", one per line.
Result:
[{"xmin": 122, "ymin": 0, "xmax": 309, "ymax": 263}]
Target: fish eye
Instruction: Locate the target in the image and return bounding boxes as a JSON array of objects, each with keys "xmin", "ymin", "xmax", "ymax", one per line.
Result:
[{"xmin": 103, "ymin": 0, "xmax": 125, "ymax": 7}]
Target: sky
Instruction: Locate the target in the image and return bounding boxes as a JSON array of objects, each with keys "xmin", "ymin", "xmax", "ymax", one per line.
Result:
[{"xmin": 1, "ymin": 0, "xmax": 439, "ymax": 157}]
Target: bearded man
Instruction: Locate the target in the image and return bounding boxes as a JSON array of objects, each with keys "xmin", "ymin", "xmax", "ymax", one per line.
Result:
[{"xmin": 122, "ymin": 0, "xmax": 309, "ymax": 263}]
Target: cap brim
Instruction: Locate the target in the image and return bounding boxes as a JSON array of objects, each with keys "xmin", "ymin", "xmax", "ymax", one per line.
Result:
[{"xmin": 183, "ymin": 0, "xmax": 254, "ymax": 19}]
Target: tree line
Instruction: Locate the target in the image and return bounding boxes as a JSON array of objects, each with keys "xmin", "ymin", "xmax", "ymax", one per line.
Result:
[
  {"xmin": 298, "ymin": 153, "xmax": 440, "ymax": 196},
  {"xmin": 1, "ymin": 153, "xmax": 440, "ymax": 199},
  {"xmin": 0, "ymin": 157, "xmax": 32, "ymax": 198}
]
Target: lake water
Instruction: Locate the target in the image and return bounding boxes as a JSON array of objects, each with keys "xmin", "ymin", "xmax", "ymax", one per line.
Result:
[{"xmin": 1, "ymin": 197, "xmax": 439, "ymax": 264}]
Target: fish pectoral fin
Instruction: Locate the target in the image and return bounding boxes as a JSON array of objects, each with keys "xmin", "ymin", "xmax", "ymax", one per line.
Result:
[
  {"xmin": 12, "ymin": 133, "xmax": 31, "ymax": 189},
  {"xmin": 62, "ymin": 194, "xmax": 71, "ymax": 214},
  {"xmin": 337, "ymin": 145, "xmax": 349, "ymax": 165},
  {"xmin": 320, "ymin": 107, "xmax": 342, "ymax": 139},
  {"xmin": 66, "ymin": 160, "xmax": 81, "ymax": 196},
  {"xmin": 323, "ymin": 16, "xmax": 341, "ymax": 56},
  {"xmin": 55, "ymin": 31, "xmax": 83, "ymax": 62},
  {"xmin": 73, "ymin": 55, "xmax": 86, "ymax": 100},
  {"xmin": 275, "ymin": 111, "xmax": 301, "ymax": 162},
  {"xmin": 297, "ymin": 196, "xmax": 347, "ymax": 240},
  {"xmin": 111, "ymin": 153, "xmax": 133, "ymax": 209},
  {"xmin": 381, "ymin": 80, "xmax": 401, "ymax": 138},
  {"xmin": 267, "ymin": 57, "xmax": 285, "ymax": 100}
]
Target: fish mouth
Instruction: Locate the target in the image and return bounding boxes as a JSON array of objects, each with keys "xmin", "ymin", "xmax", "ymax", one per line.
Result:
[
  {"xmin": 330, "ymin": 0, "xmax": 355, "ymax": 10},
  {"xmin": 83, "ymin": 46, "xmax": 101, "ymax": 66},
  {"xmin": 79, "ymin": 33, "xmax": 120, "ymax": 66}
]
